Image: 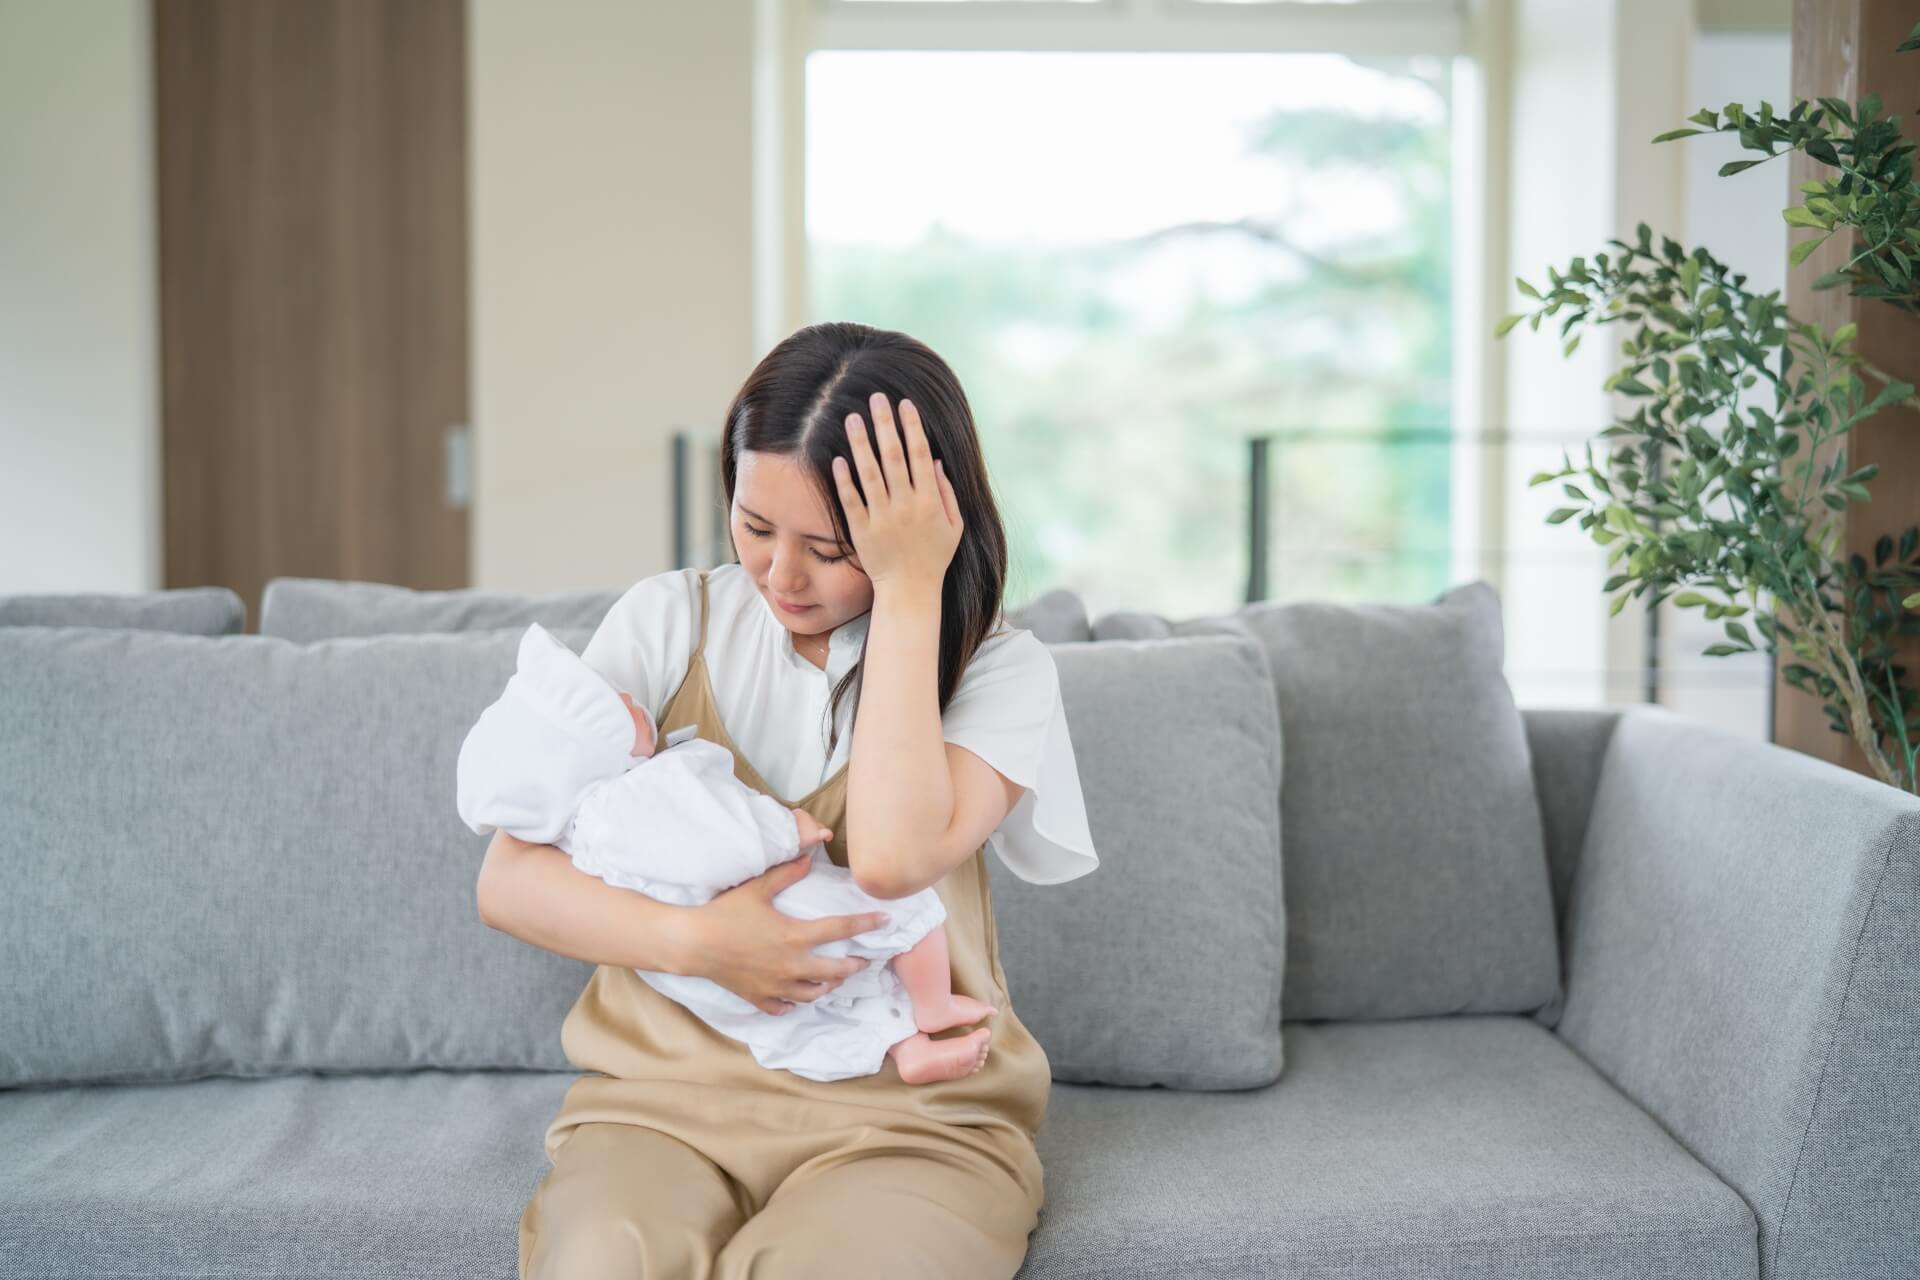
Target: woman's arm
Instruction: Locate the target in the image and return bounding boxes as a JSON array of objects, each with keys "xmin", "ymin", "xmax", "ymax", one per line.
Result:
[
  {"xmin": 835, "ymin": 393, "xmax": 1022, "ymax": 899},
  {"xmin": 475, "ymin": 829, "xmax": 699, "ymax": 974},
  {"xmin": 846, "ymin": 579, "xmax": 959, "ymax": 898},
  {"xmin": 476, "ymin": 828, "xmax": 889, "ymax": 1016},
  {"xmin": 849, "ymin": 583, "xmax": 1023, "ymax": 900}
]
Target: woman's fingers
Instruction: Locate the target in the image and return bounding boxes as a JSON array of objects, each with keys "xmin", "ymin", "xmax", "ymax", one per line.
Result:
[
  {"xmin": 867, "ymin": 391, "xmax": 909, "ymax": 491},
  {"xmin": 814, "ymin": 910, "xmax": 890, "ymax": 944},
  {"xmin": 844, "ymin": 411, "xmax": 886, "ymax": 500},
  {"xmin": 935, "ymin": 459, "xmax": 960, "ymax": 529},
  {"xmin": 830, "ymin": 453, "xmax": 864, "ymax": 530},
  {"xmin": 898, "ymin": 397, "xmax": 934, "ymax": 491}
]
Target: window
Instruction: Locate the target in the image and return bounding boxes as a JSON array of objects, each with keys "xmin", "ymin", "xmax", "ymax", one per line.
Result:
[{"xmin": 806, "ymin": 42, "xmax": 1453, "ymax": 616}]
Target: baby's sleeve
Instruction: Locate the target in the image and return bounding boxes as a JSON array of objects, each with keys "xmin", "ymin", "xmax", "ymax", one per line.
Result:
[
  {"xmin": 940, "ymin": 628, "xmax": 1100, "ymax": 886},
  {"xmin": 453, "ymin": 570, "xmax": 699, "ymax": 843},
  {"xmin": 455, "ymin": 623, "xmax": 640, "ymax": 843}
]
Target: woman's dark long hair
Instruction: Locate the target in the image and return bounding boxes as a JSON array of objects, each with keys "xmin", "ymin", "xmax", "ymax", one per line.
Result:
[{"xmin": 719, "ymin": 321, "xmax": 1010, "ymax": 760}]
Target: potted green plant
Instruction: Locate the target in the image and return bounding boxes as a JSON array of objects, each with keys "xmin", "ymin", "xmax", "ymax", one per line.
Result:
[{"xmin": 1499, "ymin": 21, "xmax": 1920, "ymax": 794}]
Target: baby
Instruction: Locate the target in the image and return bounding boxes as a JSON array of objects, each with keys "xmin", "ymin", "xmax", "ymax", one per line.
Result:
[{"xmin": 455, "ymin": 622, "xmax": 995, "ymax": 1085}]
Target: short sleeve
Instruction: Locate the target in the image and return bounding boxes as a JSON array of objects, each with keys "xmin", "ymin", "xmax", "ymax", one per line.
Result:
[
  {"xmin": 578, "ymin": 567, "xmax": 703, "ymax": 727},
  {"xmin": 941, "ymin": 629, "xmax": 1100, "ymax": 886}
]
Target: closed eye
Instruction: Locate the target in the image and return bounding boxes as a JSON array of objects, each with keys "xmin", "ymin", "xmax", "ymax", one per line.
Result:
[{"xmin": 742, "ymin": 523, "xmax": 846, "ymax": 564}]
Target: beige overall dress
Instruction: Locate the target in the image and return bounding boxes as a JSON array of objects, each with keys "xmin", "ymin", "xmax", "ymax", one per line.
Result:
[{"xmin": 518, "ymin": 569, "xmax": 1053, "ymax": 1279}]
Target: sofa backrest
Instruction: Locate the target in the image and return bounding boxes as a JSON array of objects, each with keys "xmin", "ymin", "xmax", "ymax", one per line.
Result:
[
  {"xmin": 258, "ymin": 578, "xmax": 621, "ymax": 641},
  {"xmin": 0, "ymin": 586, "xmax": 246, "ymax": 635},
  {"xmin": 0, "ymin": 616, "xmax": 1289, "ymax": 1092},
  {"xmin": 1, "ymin": 626, "xmax": 595, "ymax": 1088},
  {"xmin": 1, "ymin": 573, "xmax": 1566, "ymax": 1091},
  {"xmin": 257, "ymin": 575, "xmax": 1094, "ymax": 642},
  {"xmin": 1515, "ymin": 705, "xmax": 1623, "ymax": 1029}
]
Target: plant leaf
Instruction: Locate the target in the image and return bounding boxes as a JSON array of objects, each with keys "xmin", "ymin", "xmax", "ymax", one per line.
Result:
[{"xmin": 1789, "ymin": 232, "xmax": 1832, "ymax": 266}]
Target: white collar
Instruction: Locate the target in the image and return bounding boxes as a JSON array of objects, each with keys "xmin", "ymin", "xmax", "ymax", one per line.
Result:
[{"xmin": 778, "ymin": 606, "xmax": 869, "ymax": 683}]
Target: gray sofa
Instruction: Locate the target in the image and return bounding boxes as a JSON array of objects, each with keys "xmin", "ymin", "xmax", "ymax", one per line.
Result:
[{"xmin": 2, "ymin": 577, "xmax": 1915, "ymax": 1279}]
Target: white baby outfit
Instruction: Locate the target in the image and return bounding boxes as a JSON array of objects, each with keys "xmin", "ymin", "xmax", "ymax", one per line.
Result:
[
  {"xmin": 457, "ymin": 622, "xmax": 951, "ymax": 1082},
  {"xmin": 457, "ymin": 561, "xmax": 1102, "ymax": 1082}
]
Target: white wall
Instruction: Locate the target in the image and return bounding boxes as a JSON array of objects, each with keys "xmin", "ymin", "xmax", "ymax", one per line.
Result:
[
  {"xmin": 0, "ymin": 0, "xmax": 762, "ymax": 599},
  {"xmin": 1660, "ymin": 26, "xmax": 1791, "ymax": 739},
  {"xmin": 1498, "ymin": 0, "xmax": 1690, "ymax": 710},
  {"xmin": 0, "ymin": 0, "xmax": 157, "ymax": 594},
  {"xmin": 468, "ymin": 0, "xmax": 760, "ymax": 592},
  {"xmin": 4, "ymin": 0, "xmax": 1767, "ymax": 642}
]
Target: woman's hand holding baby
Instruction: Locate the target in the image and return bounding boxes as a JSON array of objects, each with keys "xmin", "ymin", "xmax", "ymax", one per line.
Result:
[{"xmin": 691, "ymin": 854, "xmax": 889, "ymax": 1017}]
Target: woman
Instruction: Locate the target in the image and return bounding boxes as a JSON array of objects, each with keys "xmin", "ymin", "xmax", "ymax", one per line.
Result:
[{"xmin": 474, "ymin": 321, "xmax": 1100, "ymax": 1278}]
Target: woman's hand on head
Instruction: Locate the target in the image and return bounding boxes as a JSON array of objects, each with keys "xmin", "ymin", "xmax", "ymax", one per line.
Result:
[
  {"xmin": 689, "ymin": 853, "xmax": 891, "ymax": 1016},
  {"xmin": 832, "ymin": 391, "xmax": 962, "ymax": 594}
]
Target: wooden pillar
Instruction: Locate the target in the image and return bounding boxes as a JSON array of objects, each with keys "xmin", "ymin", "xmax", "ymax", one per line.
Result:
[
  {"xmin": 1775, "ymin": 0, "xmax": 1920, "ymax": 783},
  {"xmin": 155, "ymin": 0, "xmax": 471, "ymax": 622}
]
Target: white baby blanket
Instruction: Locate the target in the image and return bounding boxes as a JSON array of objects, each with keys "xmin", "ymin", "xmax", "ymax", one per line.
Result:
[{"xmin": 456, "ymin": 622, "xmax": 948, "ymax": 1081}]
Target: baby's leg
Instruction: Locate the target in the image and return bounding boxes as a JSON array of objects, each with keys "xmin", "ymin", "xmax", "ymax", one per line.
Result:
[
  {"xmin": 886, "ymin": 1024, "xmax": 990, "ymax": 1085},
  {"xmin": 889, "ymin": 923, "xmax": 996, "ymax": 1035}
]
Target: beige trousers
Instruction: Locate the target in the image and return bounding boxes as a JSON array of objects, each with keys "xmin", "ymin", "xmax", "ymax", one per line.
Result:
[{"xmin": 518, "ymin": 1121, "xmax": 1041, "ymax": 1279}]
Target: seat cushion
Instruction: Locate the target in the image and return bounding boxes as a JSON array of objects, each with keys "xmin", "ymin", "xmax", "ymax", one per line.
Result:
[
  {"xmin": 1090, "ymin": 580, "xmax": 1561, "ymax": 1022},
  {"xmin": 0, "ymin": 1070, "xmax": 569, "ymax": 1279},
  {"xmin": 1026, "ymin": 1017, "xmax": 1758, "ymax": 1279},
  {"xmin": 0, "ymin": 1020, "xmax": 1756, "ymax": 1279}
]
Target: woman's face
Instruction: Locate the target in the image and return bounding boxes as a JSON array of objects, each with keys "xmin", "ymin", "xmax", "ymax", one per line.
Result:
[{"xmin": 731, "ymin": 449, "xmax": 874, "ymax": 638}]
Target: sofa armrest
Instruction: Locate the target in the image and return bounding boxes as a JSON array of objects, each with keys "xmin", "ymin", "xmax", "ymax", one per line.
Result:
[{"xmin": 1554, "ymin": 704, "xmax": 1919, "ymax": 1279}]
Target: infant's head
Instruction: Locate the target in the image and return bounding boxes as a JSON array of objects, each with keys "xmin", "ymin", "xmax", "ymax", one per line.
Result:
[{"xmin": 619, "ymin": 691, "xmax": 657, "ymax": 759}]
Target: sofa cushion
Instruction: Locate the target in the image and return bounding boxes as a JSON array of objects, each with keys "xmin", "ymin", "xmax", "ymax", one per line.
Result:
[
  {"xmin": 0, "ymin": 586, "xmax": 245, "ymax": 635},
  {"xmin": 0, "ymin": 626, "xmax": 597, "ymax": 1087},
  {"xmin": 1024, "ymin": 1017, "xmax": 1756, "ymax": 1278},
  {"xmin": 992, "ymin": 633, "xmax": 1285, "ymax": 1089},
  {"xmin": 1089, "ymin": 581, "xmax": 1560, "ymax": 1022},
  {"xmin": 258, "ymin": 576, "xmax": 621, "ymax": 641},
  {"xmin": 0, "ymin": 1019, "xmax": 1756, "ymax": 1279},
  {"xmin": 0, "ymin": 1070, "xmax": 565, "ymax": 1279}
]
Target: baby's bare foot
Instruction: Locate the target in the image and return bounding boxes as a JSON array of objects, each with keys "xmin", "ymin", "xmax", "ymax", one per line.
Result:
[
  {"xmin": 912, "ymin": 993, "xmax": 997, "ymax": 1035},
  {"xmin": 889, "ymin": 1027, "xmax": 992, "ymax": 1084}
]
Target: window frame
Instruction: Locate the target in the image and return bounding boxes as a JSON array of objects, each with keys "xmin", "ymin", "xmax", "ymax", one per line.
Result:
[{"xmin": 809, "ymin": 0, "xmax": 1464, "ymax": 57}]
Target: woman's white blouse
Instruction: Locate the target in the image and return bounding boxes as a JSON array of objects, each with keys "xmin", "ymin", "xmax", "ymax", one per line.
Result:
[{"xmin": 576, "ymin": 561, "xmax": 1100, "ymax": 886}]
